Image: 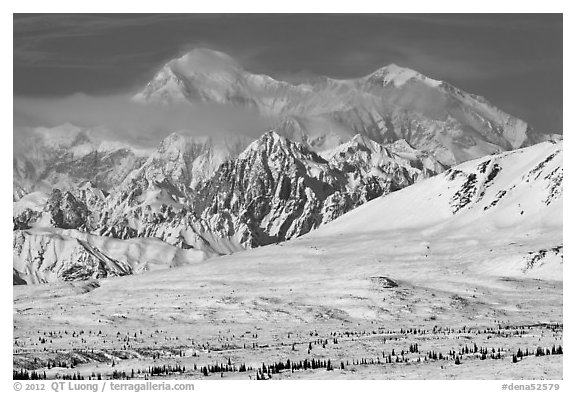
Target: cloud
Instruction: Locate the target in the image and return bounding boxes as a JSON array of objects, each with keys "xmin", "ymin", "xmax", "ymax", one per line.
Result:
[
  {"xmin": 377, "ymin": 14, "xmax": 562, "ymax": 31},
  {"xmin": 13, "ymin": 14, "xmax": 562, "ymax": 132},
  {"xmin": 13, "ymin": 14, "xmax": 224, "ymax": 69},
  {"xmin": 13, "ymin": 94, "xmax": 277, "ymax": 147}
]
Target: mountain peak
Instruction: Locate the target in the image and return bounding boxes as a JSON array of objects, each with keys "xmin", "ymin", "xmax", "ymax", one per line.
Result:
[
  {"xmin": 159, "ymin": 131, "xmax": 189, "ymax": 145},
  {"xmin": 133, "ymin": 48, "xmax": 548, "ymax": 164},
  {"xmin": 261, "ymin": 129, "xmax": 284, "ymax": 141},
  {"xmin": 155, "ymin": 132, "xmax": 200, "ymax": 157},
  {"xmin": 364, "ymin": 63, "xmax": 441, "ymax": 88},
  {"xmin": 169, "ymin": 48, "xmax": 243, "ymax": 77},
  {"xmin": 134, "ymin": 48, "xmax": 249, "ymax": 104},
  {"xmin": 378, "ymin": 63, "xmax": 405, "ymax": 72},
  {"xmin": 351, "ymin": 133, "xmax": 376, "ymax": 146},
  {"xmin": 242, "ymin": 130, "xmax": 285, "ymax": 151},
  {"xmin": 239, "ymin": 130, "xmax": 312, "ymax": 162}
]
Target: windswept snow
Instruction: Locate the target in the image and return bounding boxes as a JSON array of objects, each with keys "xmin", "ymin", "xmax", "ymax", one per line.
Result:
[{"xmin": 311, "ymin": 140, "xmax": 562, "ymax": 280}]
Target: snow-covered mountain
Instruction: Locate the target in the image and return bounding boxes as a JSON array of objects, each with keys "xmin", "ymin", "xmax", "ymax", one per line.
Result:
[
  {"xmin": 14, "ymin": 185, "xmax": 106, "ymax": 232},
  {"xmin": 315, "ymin": 140, "xmax": 562, "ymax": 234},
  {"xmin": 322, "ymin": 134, "xmax": 446, "ymax": 190},
  {"xmin": 12, "ymin": 135, "xmax": 562, "ymax": 284},
  {"xmin": 189, "ymin": 131, "xmax": 445, "ymax": 249},
  {"xmin": 134, "ymin": 48, "xmax": 557, "ymax": 165},
  {"xmin": 312, "ymin": 139, "xmax": 563, "ymax": 279},
  {"xmin": 13, "ymin": 124, "xmax": 151, "ymax": 199},
  {"xmin": 13, "ymin": 123, "xmax": 252, "ymax": 197},
  {"xmin": 13, "ymin": 48, "xmax": 562, "ymax": 284},
  {"xmin": 14, "ymin": 131, "xmax": 445, "ymax": 264}
]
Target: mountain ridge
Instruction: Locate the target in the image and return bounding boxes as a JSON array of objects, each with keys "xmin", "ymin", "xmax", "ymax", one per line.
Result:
[
  {"xmin": 133, "ymin": 48, "xmax": 557, "ymax": 165},
  {"xmin": 14, "ymin": 130, "xmax": 447, "ymax": 277}
]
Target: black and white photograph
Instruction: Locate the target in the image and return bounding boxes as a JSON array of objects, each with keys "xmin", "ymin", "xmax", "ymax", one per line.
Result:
[{"xmin": 10, "ymin": 9, "xmax": 567, "ymax": 387}]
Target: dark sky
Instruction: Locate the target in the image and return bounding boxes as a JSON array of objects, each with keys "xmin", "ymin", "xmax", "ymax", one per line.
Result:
[{"xmin": 13, "ymin": 14, "xmax": 563, "ymax": 132}]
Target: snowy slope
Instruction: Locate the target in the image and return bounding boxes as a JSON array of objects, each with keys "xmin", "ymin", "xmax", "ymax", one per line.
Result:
[
  {"xmin": 13, "ymin": 228, "xmax": 208, "ymax": 284},
  {"xmin": 313, "ymin": 140, "xmax": 562, "ymax": 235},
  {"xmin": 311, "ymin": 140, "xmax": 563, "ymax": 279}
]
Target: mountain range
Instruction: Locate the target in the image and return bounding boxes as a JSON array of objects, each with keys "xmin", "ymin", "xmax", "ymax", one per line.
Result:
[
  {"xmin": 13, "ymin": 48, "xmax": 562, "ymax": 284},
  {"xmin": 134, "ymin": 48, "xmax": 557, "ymax": 164}
]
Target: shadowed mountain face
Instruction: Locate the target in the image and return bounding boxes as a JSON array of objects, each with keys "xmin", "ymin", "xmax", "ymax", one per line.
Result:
[{"xmin": 134, "ymin": 49, "xmax": 555, "ymax": 165}]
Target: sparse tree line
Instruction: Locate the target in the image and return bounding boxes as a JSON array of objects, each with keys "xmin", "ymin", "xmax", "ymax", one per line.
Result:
[
  {"xmin": 254, "ymin": 358, "xmax": 335, "ymax": 380},
  {"xmin": 14, "ymin": 369, "xmax": 94, "ymax": 380},
  {"xmin": 199, "ymin": 358, "xmax": 252, "ymax": 377},
  {"xmin": 14, "ymin": 323, "xmax": 563, "ymax": 380},
  {"xmin": 14, "ymin": 342, "xmax": 564, "ymax": 380},
  {"xmin": 512, "ymin": 345, "xmax": 563, "ymax": 363},
  {"xmin": 15, "ymin": 323, "xmax": 562, "ymax": 357},
  {"xmin": 13, "ymin": 370, "xmax": 46, "ymax": 380}
]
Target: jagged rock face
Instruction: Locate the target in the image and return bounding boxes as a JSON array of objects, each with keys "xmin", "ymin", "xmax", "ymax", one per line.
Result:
[
  {"xmin": 523, "ymin": 245, "xmax": 563, "ymax": 273},
  {"xmin": 97, "ymin": 133, "xmax": 249, "ymax": 216},
  {"xmin": 45, "ymin": 189, "xmax": 90, "ymax": 229},
  {"xmin": 92, "ymin": 132, "xmax": 346, "ymax": 250},
  {"xmin": 13, "ymin": 192, "xmax": 49, "ymax": 229},
  {"xmin": 193, "ymin": 132, "xmax": 343, "ymax": 246},
  {"xmin": 87, "ymin": 133, "xmax": 251, "ymax": 252},
  {"xmin": 13, "ymin": 131, "xmax": 446, "ymax": 259},
  {"xmin": 13, "ymin": 229, "xmax": 132, "ymax": 284},
  {"xmin": 324, "ymin": 135, "xmax": 447, "ymax": 198},
  {"xmin": 14, "ymin": 188, "xmax": 98, "ymax": 231},
  {"xmin": 190, "ymin": 132, "xmax": 444, "ymax": 248},
  {"xmin": 13, "ymin": 208, "xmax": 43, "ymax": 231},
  {"xmin": 446, "ymin": 140, "xmax": 563, "ymax": 217},
  {"xmin": 12, "ymin": 134, "xmax": 563, "ymax": 283}
]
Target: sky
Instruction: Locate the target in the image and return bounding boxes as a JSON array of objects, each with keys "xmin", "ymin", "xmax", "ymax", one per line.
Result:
[{"xmin": 13, "ymin": 13, "xmax": 563, "ymax": 132}]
